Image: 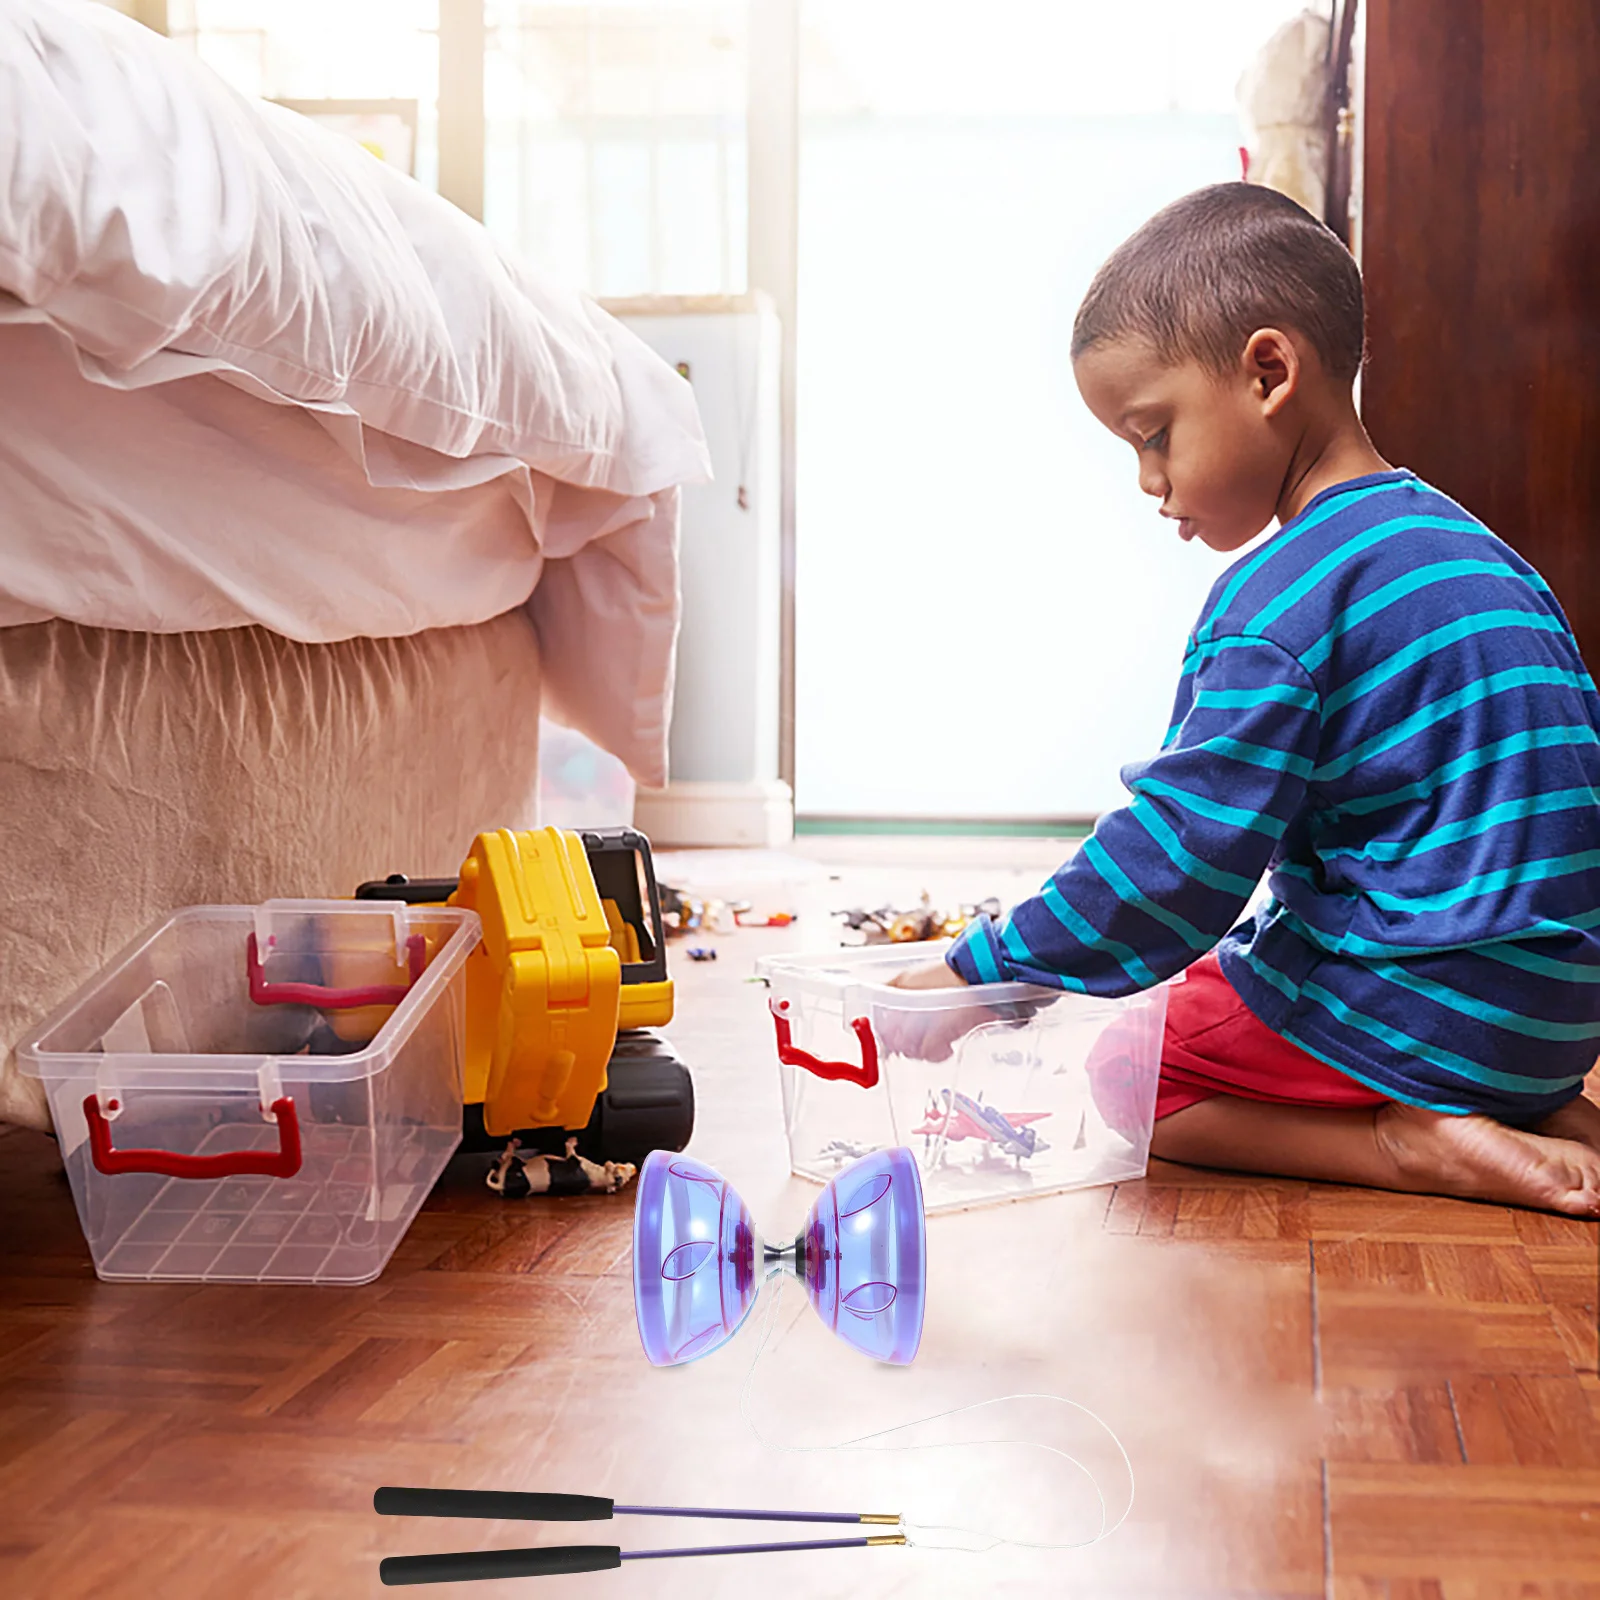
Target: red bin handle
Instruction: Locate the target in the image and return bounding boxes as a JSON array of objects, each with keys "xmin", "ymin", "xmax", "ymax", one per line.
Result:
[
  {"xmin": 770, "ymin": 1003, "xmax": 880, "ymax": 1090},
  {"xmin": 84, "ymin": 1095, "xmax": 303, "ymax": 1179},
  {"xmin": 247, "ymin": 932, "xmax": 425, "ymax": 1010}
]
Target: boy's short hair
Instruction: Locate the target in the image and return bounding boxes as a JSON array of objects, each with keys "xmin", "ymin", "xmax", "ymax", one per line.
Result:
[{"xmin": 1072, "ymin": 182, "xmax": 1365, "ymax": 383}]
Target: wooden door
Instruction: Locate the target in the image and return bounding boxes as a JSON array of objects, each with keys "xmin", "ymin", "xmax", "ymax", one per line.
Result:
[{"xmin": 1360, "ymin": 0, "xmax": 1600, "ymax": 660}]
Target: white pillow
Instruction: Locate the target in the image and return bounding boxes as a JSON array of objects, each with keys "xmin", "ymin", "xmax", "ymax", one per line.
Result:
[{"xmin": 0, "ymin": 0, "xmax": 709, "ymax": 497}]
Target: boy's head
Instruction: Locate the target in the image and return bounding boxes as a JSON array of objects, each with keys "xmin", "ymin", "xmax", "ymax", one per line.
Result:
[{"xmin": 1071, "ymin": 182, "xmax": 1366, "ymax": 552}]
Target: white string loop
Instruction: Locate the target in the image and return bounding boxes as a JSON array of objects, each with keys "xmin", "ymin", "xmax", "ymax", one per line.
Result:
[{"xmin": 737, "ymin": 1273, "xmax": 1136, "ymax": 1555}]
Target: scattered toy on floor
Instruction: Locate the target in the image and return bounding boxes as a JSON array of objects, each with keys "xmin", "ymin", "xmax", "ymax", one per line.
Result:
[
  {"xmin": 659, "ymin": 883, "xmax": 735, "ymax": 938},
  {"xmin": 834, "ymin": 892, "xmax": 1002, "ymax": 946},
  {"xmin": 687, "ymin": 946, "xmax": 718, "ymax": 962},
  {"xmin": 486, "ymin": 1137, "xmax": 637, "ymax": 1198},
  {"xmin": 733, "ymin": 903, "xmax": 797, "ymax": 928}
]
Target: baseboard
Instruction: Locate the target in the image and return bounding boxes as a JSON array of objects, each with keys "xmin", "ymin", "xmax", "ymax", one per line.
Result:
[{"xmin": 633, "ymin": 780, "xmax": 794, "ymax": 848}]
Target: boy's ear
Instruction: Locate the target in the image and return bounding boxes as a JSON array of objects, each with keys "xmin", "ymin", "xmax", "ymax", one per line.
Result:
[{"xmin": 1241, "ymin": 328, "xmax": 1299, "ymax": 416}]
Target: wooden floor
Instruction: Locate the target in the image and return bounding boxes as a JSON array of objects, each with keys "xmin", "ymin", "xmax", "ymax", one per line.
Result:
[{"xmin": 1, "ymin": 842, "xmax": 1597, "ymax": 1598}]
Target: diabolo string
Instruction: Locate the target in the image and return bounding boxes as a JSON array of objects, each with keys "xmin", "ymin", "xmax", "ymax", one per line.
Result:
[{"xmin": 736, "ymin": 1272, "xmax": 1137, "ymax": 1555}]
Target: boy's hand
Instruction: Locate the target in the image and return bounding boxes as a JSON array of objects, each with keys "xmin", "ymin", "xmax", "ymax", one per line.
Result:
[
  {"xmin": 887, "ymin": 959, "xmax": 969, "ymax": 992},
  {"xmin": 882, "ymin": 957, "xmax": 1007, "ymax": 1063}
]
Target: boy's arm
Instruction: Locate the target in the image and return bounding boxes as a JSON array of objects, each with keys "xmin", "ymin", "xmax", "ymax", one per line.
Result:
[{"xmin": 947, "ymin": 636, "xmax": 1320, "ymax": 995}]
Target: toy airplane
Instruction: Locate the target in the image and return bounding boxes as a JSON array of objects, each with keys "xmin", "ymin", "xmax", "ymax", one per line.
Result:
[{"xmin": 913, "ymin": 1089, "xmax": 1051, "ymax": 1161}]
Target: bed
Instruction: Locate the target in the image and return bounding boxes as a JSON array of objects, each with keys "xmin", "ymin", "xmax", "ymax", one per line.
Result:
[{"xmin": 0, "ymin": 0, "xmax": 710, "ymax": 1129}]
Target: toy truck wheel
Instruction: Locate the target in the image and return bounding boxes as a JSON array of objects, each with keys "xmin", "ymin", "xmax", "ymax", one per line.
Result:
[
  {"xmin": 459, "ymin": 1031, "xmax": 694, "ymax": 1166},
  {"xmin": 575, "ymin": 1031, "xmax": 695, "ymax": 1167}
]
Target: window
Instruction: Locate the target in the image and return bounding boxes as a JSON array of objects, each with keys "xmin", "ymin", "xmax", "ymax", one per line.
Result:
[
  {"xmin": 169, "ymin": 0, "xmax": 442, "ymax": 186},
  {"xmin": 792, "ymin": 0, "xmax": 1317, "ymax": 822},
  {"xmin": 483, "ymin": 1, "xmax": 748, "ymax": 296}
]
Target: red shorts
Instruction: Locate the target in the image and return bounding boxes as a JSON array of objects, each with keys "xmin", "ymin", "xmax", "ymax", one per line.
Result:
[{"xmin": 1154, "ymin": 951, "xmax": 1389, "ymax": 1120}]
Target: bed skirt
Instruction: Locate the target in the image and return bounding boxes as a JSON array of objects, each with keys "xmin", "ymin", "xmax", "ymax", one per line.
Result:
[{"xmin": 0, "ymin": 612, "xmax": 543, "ymax": 1130}]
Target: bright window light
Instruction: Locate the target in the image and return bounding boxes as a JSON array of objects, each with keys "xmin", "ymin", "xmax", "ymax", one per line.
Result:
[{"xmin": 795, "ymin": 0, "xmax": 1321, "ymax": 820}]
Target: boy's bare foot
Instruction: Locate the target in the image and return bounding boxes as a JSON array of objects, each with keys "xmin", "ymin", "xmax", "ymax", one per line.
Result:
[
  {"xmin": 1152, "ymin": 1093, "xmax": 1600, "ymax": 1217},
  {"xmin": 1536, "ymin": 1089, "xmax": 1600, "ymax": 1152},
  {"xmin": 1374, "ymin": 1100, "xmax": 1600, "ymax": 1217}
]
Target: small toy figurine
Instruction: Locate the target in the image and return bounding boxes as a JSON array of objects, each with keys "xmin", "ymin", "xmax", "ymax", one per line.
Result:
[
  {"xmin": 687, "ymin": 946, "xmax": 717, "ymax": 962},
  {"xmin": 658, "ymin": 883, "xmax": 695, "ymax": 933},
  {"xmin": 835, "ymin": 893, "xmax": 1002, "ymax": 947},
  {"xmin": 659, "ymin": 883, "xmax": 734, "ymax": 938},
  {"xmin": 486, "ymin": 1137, "xmax": 637, "ymax": 1198}
]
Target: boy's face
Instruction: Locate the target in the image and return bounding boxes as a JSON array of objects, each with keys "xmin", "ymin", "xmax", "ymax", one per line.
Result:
[{"xmin": 1074, "ymin": 334, "xmax": 1295, "ymax": 553}]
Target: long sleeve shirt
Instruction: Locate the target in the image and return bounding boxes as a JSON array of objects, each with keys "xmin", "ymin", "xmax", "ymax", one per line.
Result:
[{"xmin": 947, "ymin": 470, "xmax": 1600, "ymax": 1122}]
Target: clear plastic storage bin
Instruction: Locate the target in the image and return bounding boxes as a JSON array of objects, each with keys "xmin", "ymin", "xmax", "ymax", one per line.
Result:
[
  {"xmin": 19, "ymin": 900, "xmax": 479, "ymax": 1284},
  {"xmin": 756, "ymin": 942, "xmax": 1169, "ymax": 1213}
]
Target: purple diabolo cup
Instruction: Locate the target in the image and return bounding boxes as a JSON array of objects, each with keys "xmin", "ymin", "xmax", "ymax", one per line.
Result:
[{"xmin": 632, "ymin": 1146, "xmax": 926, "ymax": 1367}]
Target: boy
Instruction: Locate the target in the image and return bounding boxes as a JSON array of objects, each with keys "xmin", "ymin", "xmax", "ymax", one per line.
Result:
[{"xmin": 894, "ymin": 183, "xmax": 1600, "ymax": 1217}]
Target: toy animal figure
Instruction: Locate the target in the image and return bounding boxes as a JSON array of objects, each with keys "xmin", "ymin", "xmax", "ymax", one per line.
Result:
[{"xmin": 486, "ymin": 1137, "xmax": 637, "ymax": 1198}]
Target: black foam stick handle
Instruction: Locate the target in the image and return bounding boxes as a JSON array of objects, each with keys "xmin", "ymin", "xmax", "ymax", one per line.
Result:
[
  {"xmin": 379, "ymin": 1545, "xmax": 623, "ymax": 1585},
  {"xmin": 374, "ymin": 1487, "xmax": 614, "ymax": 1522}
]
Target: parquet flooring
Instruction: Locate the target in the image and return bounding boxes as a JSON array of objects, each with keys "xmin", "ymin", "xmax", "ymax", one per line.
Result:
[{"xmin": 0, "ymin": 841, "xmax": 1595, "ymax": 1597}]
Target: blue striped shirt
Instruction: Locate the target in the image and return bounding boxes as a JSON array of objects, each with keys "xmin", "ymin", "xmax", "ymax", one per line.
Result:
[{"xmin": 948, "ymin": 470, "xmax": 1600, "ymax": 1122}]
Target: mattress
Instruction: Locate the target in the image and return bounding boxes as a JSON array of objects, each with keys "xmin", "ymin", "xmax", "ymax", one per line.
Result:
[
  {"xmin": 0, "ymin": 612, "xmax": 544, "ymax": 1131},
  {"xmin": 0, "ymin": 319, "xmax": 682, "ymax": 788}
]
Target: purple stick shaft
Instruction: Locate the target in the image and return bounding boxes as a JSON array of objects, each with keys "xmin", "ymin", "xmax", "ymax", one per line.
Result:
[
  {"xmin": 613, "ymin": 1504, "xmax": 866, "ymax": 1525},
  {"xmin": 620, "ymin": 1537, "xmax": 874, "ymax": 1561}
]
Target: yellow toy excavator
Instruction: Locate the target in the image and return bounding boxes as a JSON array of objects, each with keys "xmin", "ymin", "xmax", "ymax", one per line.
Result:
[{"xmin": 355, "ymin": 826, "xmax": 694, "ymax": 1167}]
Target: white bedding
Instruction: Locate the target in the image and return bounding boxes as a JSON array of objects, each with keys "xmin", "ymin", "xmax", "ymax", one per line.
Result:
[
  {"xmin": 0, "ymin": 322, "xmax": 542, "ymax": 640},
  {"xmin": 0, "ymin": 0, "xmax": 710, "ymax": 785},
  {"xmin": 0, "ymin": 320, "xmax": 680, "ymax": 781},
  {"xmin": 0, "ymin": 0, "xmax": 708, "ymax": 494}
]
